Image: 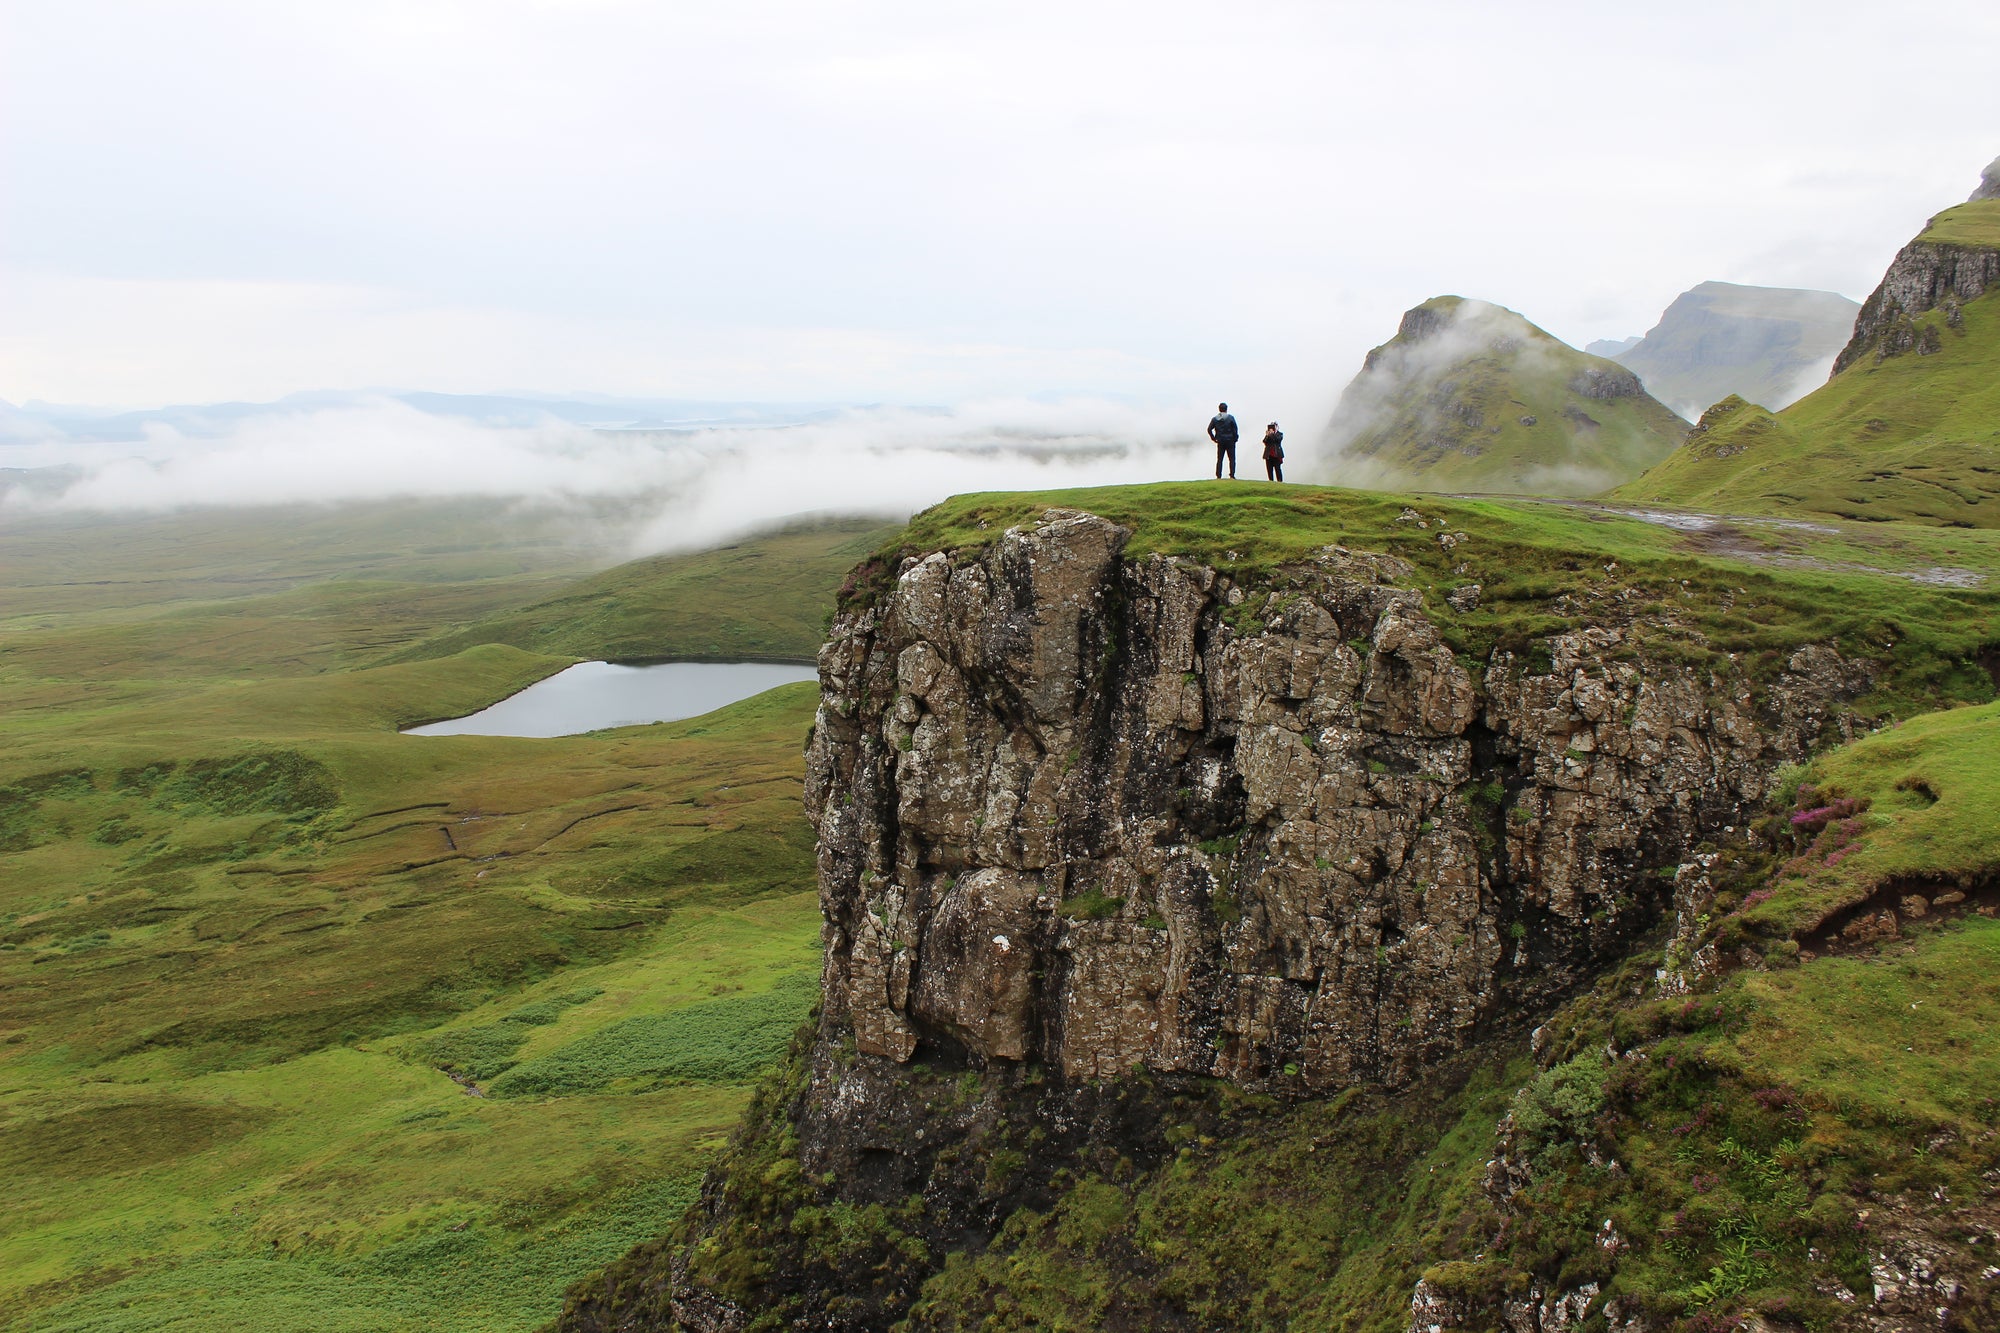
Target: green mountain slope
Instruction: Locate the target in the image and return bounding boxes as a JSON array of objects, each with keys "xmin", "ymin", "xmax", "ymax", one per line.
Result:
[
  {"xmin": 1617, "ymin": 198, "xmax": 2000, "ymax": 525},
  {"xmin": 0, "ymin": 502, "xmax": 840, "ymax": 1331},
  {"xmin": 1318, "ymin": 296, "xmax": 1689, "ymax": 496},
  {"xmin": 398, "ymin": 517, "xmax": 898, "ymax": 665}
]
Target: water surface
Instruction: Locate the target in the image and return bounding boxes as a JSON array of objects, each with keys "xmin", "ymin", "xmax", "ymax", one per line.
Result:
[{"xmin": 405, "ymin": 660, "xmax": 817, "ymax": 738}]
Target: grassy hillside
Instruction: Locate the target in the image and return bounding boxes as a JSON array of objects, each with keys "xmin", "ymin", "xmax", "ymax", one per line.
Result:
[
  {"xmin": 1317, "ymin": 296, "xmax": 1689, "ymax": 496},
  {"xmin": 1919, "ymin": 198, "xmax": 2000, "ymax": 246},
  {"xmin": 399, "ymin": 517, "xmax": 896, "ymax": 665},
  {"xmin": 1616, "ymin": 202, "xmax": 2000, "ymax": 527},
  {"xmin": 0, "ymin": 503, "xmax": 836, "ymax": 1331},
  {"xmin": 1616, "ymin": 288, "xmax": 2000, "ymax": 524}
]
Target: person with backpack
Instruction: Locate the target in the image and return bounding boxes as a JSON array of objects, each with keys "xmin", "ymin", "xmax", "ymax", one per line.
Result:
[
  {"xmin": 1208, "ymin": 402, "xmax": 1239, "ymax": 479},
  {"xmin": 1262, "ymin": 422, "xmax": 1285, "ymax": 482}
]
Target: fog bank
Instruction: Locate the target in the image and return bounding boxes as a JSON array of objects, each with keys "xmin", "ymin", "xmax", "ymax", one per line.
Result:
[{"xmin": 0, "ymin": 397, "xmax": 1224, "ymax": 555}]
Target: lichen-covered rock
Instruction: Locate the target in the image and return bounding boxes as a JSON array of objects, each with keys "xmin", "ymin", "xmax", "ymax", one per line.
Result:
[
  {"xmin": 636, "ymin": 508, "xmax": 1875, "ymax": 1332},
  {"xmin": 812, "ymin": 512, "xmax": 1866, "ymax": 1096}
]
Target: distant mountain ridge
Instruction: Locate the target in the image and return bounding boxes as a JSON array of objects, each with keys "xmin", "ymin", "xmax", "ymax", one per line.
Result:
[
  {"xmin": 1318, "ymin": 296, "xmax": 1688, "ymax": 496},
  {"xmin": 1602, "ymin": 281, "xmax": 1859, "ymax": 418}
]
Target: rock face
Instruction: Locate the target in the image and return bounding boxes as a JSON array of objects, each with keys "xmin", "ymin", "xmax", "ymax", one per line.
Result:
[
  {"xmin": 811, "ymin": 511, "xmax": 1866, "ymax": 1092},
  {"xmin": 604, "ymin": 509, "xmax": 1874, "ymax": 1332},
  {"xmin": 1833, "ymin": 235, "xmax": 2000, "ymax": 374}
]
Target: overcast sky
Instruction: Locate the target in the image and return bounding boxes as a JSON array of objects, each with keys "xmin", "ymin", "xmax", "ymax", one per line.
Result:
[{"xmin": 3, "ymin": 0, "xmax": 1996, "ymax": 418}]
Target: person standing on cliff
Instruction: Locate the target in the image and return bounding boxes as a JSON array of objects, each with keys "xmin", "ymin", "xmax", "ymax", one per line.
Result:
[
  {"xmin": 1262, "ymin": 422, "xmax": 1285, "ymax": 482},
  {"xmin": 1208, "ymin": 402, "xmax": 1239, "ymax": 479}
]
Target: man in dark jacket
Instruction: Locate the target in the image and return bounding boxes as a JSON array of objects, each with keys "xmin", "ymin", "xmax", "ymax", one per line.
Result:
[{"xmin": 1208, "ymin": 402, "xmax": 1239, "ymax": 479}]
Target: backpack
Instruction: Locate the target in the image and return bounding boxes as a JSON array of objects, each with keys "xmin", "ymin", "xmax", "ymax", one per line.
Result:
[{"xmin": 1212, "ymin": 413, "xmax": 1239, "ymax": 444}]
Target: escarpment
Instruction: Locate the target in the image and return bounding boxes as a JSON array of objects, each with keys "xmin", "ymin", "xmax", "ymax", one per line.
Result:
[
  {"xmin": 809, "ymin": 510, "xmax": 1864, "ymax": 1095},
  {"xmin": 560, "ymin": 508, "xmax": 1875, "ymax": 1333},
  {"xmin": 1833, "ymin": 219, "xmax": 2000, "ymax": 373}
]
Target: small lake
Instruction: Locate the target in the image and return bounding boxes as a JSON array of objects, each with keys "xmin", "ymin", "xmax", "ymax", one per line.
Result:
[{"xmin": 404, "ymin": 660, "xmax": 819, "ymax": 738}]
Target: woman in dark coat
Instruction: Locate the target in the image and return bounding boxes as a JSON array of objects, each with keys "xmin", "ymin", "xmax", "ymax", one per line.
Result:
[{"xmin": 1262, "ymin": 422, "xmax": 1285, "ymax": 482}]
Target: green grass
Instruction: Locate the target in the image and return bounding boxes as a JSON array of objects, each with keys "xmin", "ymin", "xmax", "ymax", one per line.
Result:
[
  {"xmin": 1322, "ymin": 295, "xmax": 1689, "ymax": 496},
  {"xmin": 1715, "ymin": 699, "xmax": 2000, "ymax": 940},
  {"xmin": 1615, "ymin": 277, "xmax": 2000, "ymax": 527},
  {"xmin": 398, "ymin": 517, "xmax": 896, "ymax": 665},
  {"xmin": 866, "ymin": 482, "xmax": 2000, "ymax": 718},
  {"xmin": 0, "ymin": 501, "xmax": 835, "ymax": 1331},
  {"xmin": 1917, "ymin": 198, "xmax": 2000, "ymax": 247}
]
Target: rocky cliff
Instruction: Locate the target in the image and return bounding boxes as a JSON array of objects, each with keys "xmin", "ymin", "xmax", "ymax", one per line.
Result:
[
  {"xmin": 560, "ymin": 506, "xmax": 1881, "ymax": 1333},
  {"xmin": 1832, "ymin": 202, "xmax": 2000, "ymax": 374}
]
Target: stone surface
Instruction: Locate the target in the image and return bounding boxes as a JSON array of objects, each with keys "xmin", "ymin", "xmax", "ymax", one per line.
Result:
[
  {"xmin": 809, "ymin": 513, "xmax": 1868, "ymax": 1096},
  {"xmin": 1834, "ymin": 238, "xmax": 2000, "ymax": 374},
  {"xmin": 633, "ymin": 509, "xmax": 1877, "ymax": 1332}
]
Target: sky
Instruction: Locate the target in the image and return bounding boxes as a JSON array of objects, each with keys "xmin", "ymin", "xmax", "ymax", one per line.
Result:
[{"xmin": 3, "ymin": 0, "xmax": 1997, "ymax": 425}]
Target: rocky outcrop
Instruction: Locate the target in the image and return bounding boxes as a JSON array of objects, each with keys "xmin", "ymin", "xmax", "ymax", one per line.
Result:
[
  {"xmin": 1566, "ymin": 363, "xmax": 1645, "ymax": 400},
  {"xmin": 810, "ymin": 512, "xmax": 1865, "ymax": 1096},
  {"xmin": 1832, "ymin": 237, "xmax": 2000, "ymax": 374},
  {"xmin": 1971, "ymin": 155, "xmax": 2000, "ymax": 203},
  {"xmin": 598, "ymin": 508, "xmax": 1875, "ymax": 1333}
]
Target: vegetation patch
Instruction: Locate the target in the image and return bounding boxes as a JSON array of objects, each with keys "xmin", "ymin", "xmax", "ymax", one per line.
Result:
[{"xmin": 490, "ymin": 972, "xmax": 819, "ymax": 1097}]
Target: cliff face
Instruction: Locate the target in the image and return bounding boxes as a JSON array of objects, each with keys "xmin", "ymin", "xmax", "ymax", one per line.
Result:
[
  {"xmin": 1608, "ymin": 281, "xmax": 1860, "ymax": 418},
  {"xmin": 1832, "ymin": 223, "xmax": 2000, "ymax": 373},
  {"xmin": 573, "ymin": 508, "xmax": 1876, "ymax": 1333},
  {"xmin": 808, "ymin": 510, "xmax": 1860, "ymax": 1094}
]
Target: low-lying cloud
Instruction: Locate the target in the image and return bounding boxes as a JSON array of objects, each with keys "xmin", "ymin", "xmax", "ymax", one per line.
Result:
[{"xmin": 0, "ymin": 396, "xmax": 1219, "ymax": 555}]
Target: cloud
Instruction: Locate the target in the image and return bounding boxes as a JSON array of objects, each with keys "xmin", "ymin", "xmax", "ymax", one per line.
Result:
[
  {"xmin": 6, "ymin": 2, "xmax": 2000, "ymax": 407},
  {"xmin": 0, "ymin": 397, "xmax": 1218, "ymax": 555}
]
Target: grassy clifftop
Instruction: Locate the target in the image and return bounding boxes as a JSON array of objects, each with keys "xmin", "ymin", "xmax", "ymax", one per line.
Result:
[
  {"xmin": 876, "ymin": 482, "xmax": 2000, "ymax": 715},
  {"xmin": 1919, "ymin": 198, "xmax": 2000, "ymax": 247}
]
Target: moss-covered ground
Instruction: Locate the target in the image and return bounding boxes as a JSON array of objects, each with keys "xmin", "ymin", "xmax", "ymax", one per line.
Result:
[{"xmin": 0, "ymin": 502, "xmax": 848, "ymax": 1331}]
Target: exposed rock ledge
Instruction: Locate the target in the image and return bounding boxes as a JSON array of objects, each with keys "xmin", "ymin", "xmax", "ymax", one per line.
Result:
[
  {"xmin": 810, "ymin": 509, "xmax": 1864, "ymax": 1094},
  {"xmin": 567, "ymin": 508, "xmax": 1873, "ymax": 1333}
]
